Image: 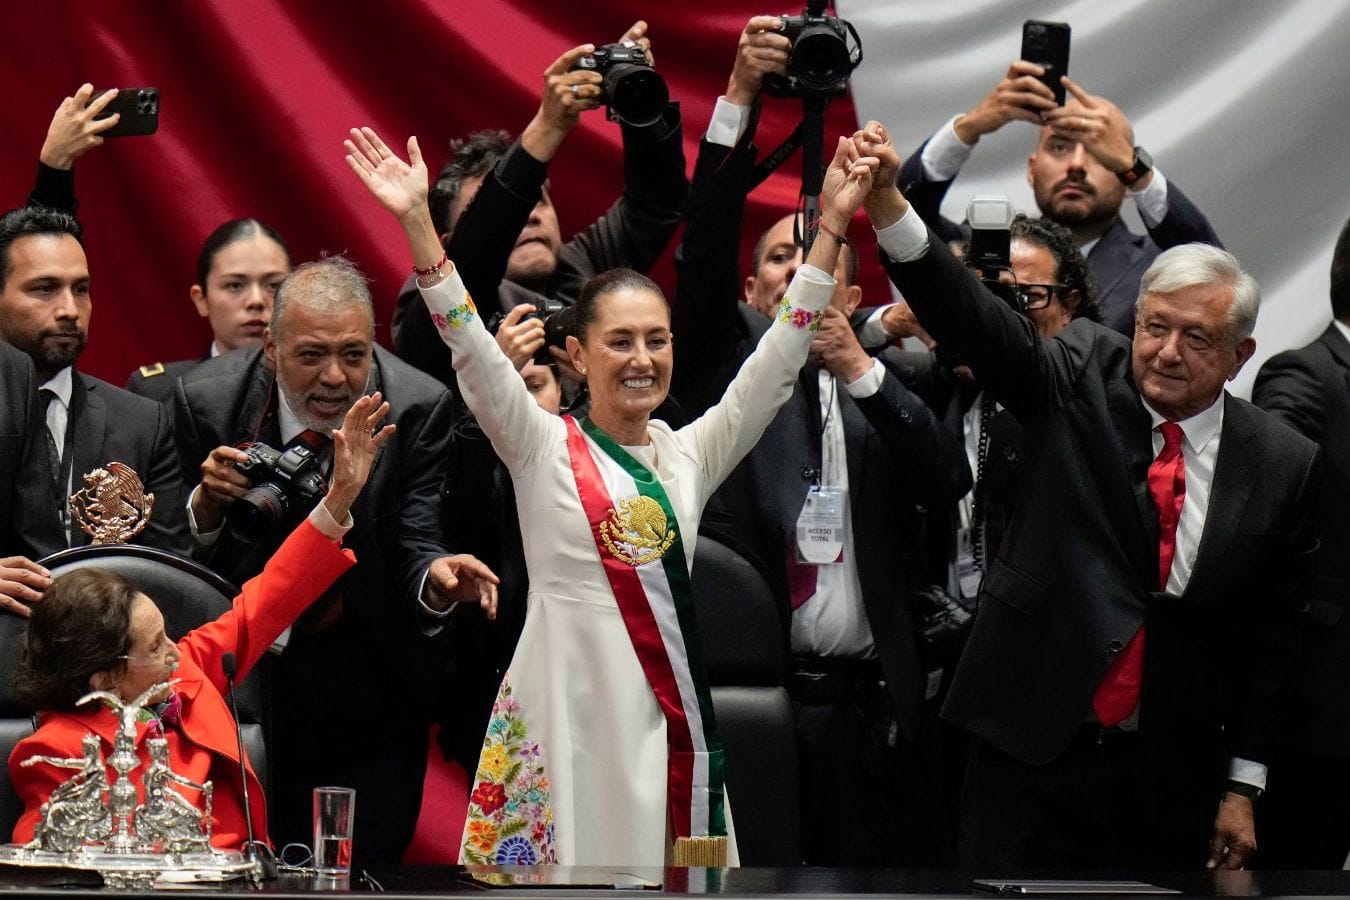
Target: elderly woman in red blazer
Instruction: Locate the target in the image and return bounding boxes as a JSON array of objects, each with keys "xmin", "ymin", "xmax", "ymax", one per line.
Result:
[{"xmin": 9, "ymin": 393, "xmax": 396, "ymax": 851}]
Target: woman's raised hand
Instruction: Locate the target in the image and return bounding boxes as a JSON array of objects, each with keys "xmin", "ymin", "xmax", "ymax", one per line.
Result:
[
  {"xmin": 344, "ymin": 127, "xmax": 428, "ymax": 223},
  {"xmin": 820, "ymin": 136, "xmax": 878, "ymax": 229}
]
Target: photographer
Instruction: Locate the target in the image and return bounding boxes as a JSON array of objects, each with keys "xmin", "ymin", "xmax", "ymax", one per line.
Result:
[
  {"xmin": 897, "ymin": 55, "xmax": 1221, "ymax": 335},
  {"xmin": 174, "ymin": 256, "xmax": 498, "ymax": 866},
  {"xmin": 670, "ymin": 15, "xmax": 970, "ymax": 866},
  {"xmin": 392, "ymin": 22, "xmax": 688, "ymax": 389}
]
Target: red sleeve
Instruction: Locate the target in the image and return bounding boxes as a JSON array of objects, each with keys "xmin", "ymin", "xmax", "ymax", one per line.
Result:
[
  {"xmin": 178, "ymin": 518, "xmax": 356, "ymax": 695},
  {"xmin": 8, "ymin": 726, "xmax": 81, "ymax": 844}
]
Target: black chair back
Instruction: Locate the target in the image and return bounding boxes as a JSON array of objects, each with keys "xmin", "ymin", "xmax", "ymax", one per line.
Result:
[{"xmin": 691, "ymin": 532, "xmax": 800, "ymax": 865}]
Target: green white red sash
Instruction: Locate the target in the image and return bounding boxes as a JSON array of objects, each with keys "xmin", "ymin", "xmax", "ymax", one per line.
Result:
[{"xmin": 563, "ymin": 415, "xmax": 727, "ymax": 862}]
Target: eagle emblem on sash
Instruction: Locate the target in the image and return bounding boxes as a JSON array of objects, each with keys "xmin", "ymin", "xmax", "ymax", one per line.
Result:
[{"xmin": 600, "ymin": 495, "xmax": 676, "ymax": 566}]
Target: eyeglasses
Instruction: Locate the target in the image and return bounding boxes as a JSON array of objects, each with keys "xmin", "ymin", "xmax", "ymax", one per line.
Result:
[
  {"xmin": 1013, "ymin": 283, "xmax": 1063, "ymax": 311},
  {"xmin": 116, "ymin": 653, "xmax": 177, "ymax": 670}
]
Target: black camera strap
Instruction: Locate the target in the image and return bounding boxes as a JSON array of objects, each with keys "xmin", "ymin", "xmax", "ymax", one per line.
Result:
[{"xmin": 746, "ymin": 119, "xmax": 806, "ymax": 192}]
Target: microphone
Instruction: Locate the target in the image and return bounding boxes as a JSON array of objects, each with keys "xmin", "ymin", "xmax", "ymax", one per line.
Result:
[{"xmin": 223, "ymin": 652, "xmax": 276, "ymax": 879}]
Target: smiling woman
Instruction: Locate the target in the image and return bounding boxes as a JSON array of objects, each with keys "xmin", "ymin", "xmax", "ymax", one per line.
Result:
[{"xmin": 345, "ymin": 123, "xmax": 877, "ymax": 866}]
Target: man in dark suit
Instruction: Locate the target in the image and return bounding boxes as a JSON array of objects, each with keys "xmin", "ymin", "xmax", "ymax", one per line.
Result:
[
  {"xmin": 671, "ymin": 19, "xmax": 971, "ymax": 864},
  {"xmin": 174, "ymin": 255, "xmax": 497, "ymax": 865},
  {"xmin": 0, "ymin": 206, "xmax": 188, "ymax": 555},
  {"xmin": 861, "ymin": 122, "xmax": 1318, "ymax": 870},
  {"xmin": 0, "ymin": 340, "xmax": 62, "ymax": 614},
  {"xmin": 896, "ymin": 58, "xmax": 1220, "ymax": 335},
  {"xmin": 1250, "ymin": 215, "xmax": 1350, "ymax": 868},
  {"xmin": 392, "ymin": 25, "xmax": 687, "ymax": 388}
]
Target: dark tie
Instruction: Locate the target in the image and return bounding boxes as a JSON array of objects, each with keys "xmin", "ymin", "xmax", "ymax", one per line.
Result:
[
  {"xmin": 1093, "ymin": 421, "xmax": 1185, "ymax": 727},
  {"xmin": 38, "ymin": 388, "xmax": 62, "ymax": 497}
]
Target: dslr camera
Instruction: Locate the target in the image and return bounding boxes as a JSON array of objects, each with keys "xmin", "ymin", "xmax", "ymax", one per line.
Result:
[
  {"xmin": 964, "ymin": 195, "xmax": 1024, "ymax": 315},
  {"xmin": 488, "ymin": 299, "xmax": 578, "ymax": 365},
  {"xmin": 227, "ymin": 442, "xmax": 327, "ymax": 542},
  {"xmin": 764, "ymin": 0, "xmax": 863, "ymax": 98},
  {"xmin": 571, "ymin": 43, "xmax": 669, "ymax": 129}
]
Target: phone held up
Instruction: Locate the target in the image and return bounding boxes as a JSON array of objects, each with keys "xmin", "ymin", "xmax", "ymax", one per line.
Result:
[
  {"xmin": 87, "ymin": 87, "xmax": 160, "ymax": 137},
  {"xmin": 1021, "ymin": 20, "xmax": 1070, "ymax": 106}
]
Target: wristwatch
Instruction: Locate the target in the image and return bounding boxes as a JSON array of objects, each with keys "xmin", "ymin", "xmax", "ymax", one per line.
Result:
[
  {"xmin": 1116, "ymin": 145, "xmax": 1153, "ymax": 186},
  {"xmin": 1225, "ymin": 780, "xmax": 1262, "ymax": 802}
]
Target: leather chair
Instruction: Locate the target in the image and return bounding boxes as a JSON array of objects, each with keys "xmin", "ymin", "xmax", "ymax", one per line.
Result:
[
  {"xmin": 691, "ymin": 531, "xmax": 800, "ymax": 866},
  {"xmin": 0, "ymin": 545, "xmax": 270, "ymax": 841}
]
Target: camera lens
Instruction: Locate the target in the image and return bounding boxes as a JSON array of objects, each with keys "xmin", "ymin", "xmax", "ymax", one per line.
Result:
[
  {"xmin": 227, "ymin": 482, "xmax": 289, "ymax": 542},
  {"xmin": 789, "ymin": 25, "xmax": 853, "ymax": 91},
  {"xmin": 605, "ymin": 65, "xmax": 668, "ymax": 129}
]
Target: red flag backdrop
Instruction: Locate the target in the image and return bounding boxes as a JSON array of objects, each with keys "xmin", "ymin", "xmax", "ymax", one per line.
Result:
[{"xmin": 0, "ymin": 0, "xmax": 874, "ymax": 385}]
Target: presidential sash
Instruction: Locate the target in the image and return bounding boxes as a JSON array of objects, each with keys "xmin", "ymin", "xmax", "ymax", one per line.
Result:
[{"xmin": 563, "ymin": 415, "xmax": 728, "ymax": 866}]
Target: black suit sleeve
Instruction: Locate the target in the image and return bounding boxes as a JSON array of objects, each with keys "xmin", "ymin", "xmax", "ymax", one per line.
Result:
[
  {"xmin": 1252, "ymin": 349, "xmax": 1323, "ymax": 441},
  {"xmin": 1145, "ymin": 177, "xmax": 1222, "ymax": 251},
  {"xmin": 855, "ymin": 355, "xmax": 973, "ymax": 507},
  {"xmin": 141, "ymin": 401, "xmax": 192, "ymax": 557},
  {"xmin": 553, "ymin": 105, "xmax": 688, "ymax": 297},
  {"xmin": 0, "ymin": 349, "xmax": 62, "ymax": 558},
  {"xmin": 393, "ymin": 389, "xmax": 460, "ymax": 613},
  {"xmin": 26, "ymin": 162, "xmax": 78, "ymax": 214},
  {"xmin": 897, "ymin": 139, "xmax": 968, "ymax": 246},
  {"xmin": 670, "ymin": 137, "xmax": 758, "ymax": 418}
]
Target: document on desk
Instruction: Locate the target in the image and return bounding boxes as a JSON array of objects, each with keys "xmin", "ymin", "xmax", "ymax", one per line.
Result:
[{"xmin": 974, "ymin": 879, "xmax": 1181, "ymax": 894}]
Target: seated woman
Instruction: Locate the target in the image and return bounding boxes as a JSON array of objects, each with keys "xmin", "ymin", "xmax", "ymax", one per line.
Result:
[
  {"xmin": 345, "ymin": 125, "xmax": 876, "ymax": 866},
  {"xmin": 9, "ymin": 393, "xmax": 395, "ymax": 851}
]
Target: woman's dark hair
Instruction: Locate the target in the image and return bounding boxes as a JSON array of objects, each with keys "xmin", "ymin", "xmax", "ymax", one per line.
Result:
[
  {"xmin": 1010, "ymin": 214, "xmax": 1101, "ymax": 323},
  {"xmin": 195, "ymin": 218, "xmax": 291, "ymax": 288},
  {"xmin": 15, "ymin": 569, "xmax": 138, "ymax": 711},
  {"xmin": 573, "ymin": 268, "xmax": 668, "ymax": 341}
]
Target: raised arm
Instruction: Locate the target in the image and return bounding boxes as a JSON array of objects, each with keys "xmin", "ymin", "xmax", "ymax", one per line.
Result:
[{"xmin": 345, "ymin": 126, "xmax": 558, "ymax": 473}]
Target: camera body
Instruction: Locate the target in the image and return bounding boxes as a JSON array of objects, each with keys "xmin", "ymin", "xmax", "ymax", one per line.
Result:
[
  {"xmin": 764, "ymin": 3, "xmax": 862, "ymax": 98},
  {"xmin": 227, "ymin": 442, "xmax": 327, "ymax": 541},
  {"xmin": 571, "ymin": 43, "xmax": 669, "ymax": 128},
  {"xmin": 488, "ymin": 299, "xmax": 576, "ymax": 365}
]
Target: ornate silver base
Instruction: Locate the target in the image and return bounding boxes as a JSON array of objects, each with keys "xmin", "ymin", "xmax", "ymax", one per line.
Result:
[{"xmin": 0, "ymin": 844, "xmax": 261, "ymax": 890}]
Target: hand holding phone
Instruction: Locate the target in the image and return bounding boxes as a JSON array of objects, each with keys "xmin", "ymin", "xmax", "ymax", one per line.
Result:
[
  {"xmin": 1021, "ymin": 21, "xmax": 1070, "ymax": 106},
  {"xmin": 87, "ymin": 87, "xmax": 160, "ymax": 137}
]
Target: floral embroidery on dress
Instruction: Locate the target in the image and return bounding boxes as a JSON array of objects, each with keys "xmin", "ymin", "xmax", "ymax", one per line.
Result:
[
  {"xmin": 460, "ymin": 677, "xmax": 557, "ymax": 864},
  {"xmin": 431, "ymin": 293, "xmax": 477, "ymax": 332},
  {"xmin": 777, "ymin": 295, "xmax": 823, "ymax": 332}
]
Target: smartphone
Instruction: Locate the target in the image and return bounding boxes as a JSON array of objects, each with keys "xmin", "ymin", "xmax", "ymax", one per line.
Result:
[
  {"xmin": 1021, "ymin": 20, "xmax": 1070, "ymax": 105},
  {"xmin": 87, "ymin": 87, "xmax": 160, "ymax": 137}
]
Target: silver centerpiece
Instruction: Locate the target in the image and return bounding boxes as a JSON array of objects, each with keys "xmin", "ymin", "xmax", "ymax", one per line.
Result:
[{"xmin": 0, "ymin": 678, "xmax": 259, "ymax": 888}]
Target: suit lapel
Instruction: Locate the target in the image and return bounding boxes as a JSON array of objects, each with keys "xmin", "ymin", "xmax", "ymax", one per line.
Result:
[
  {"xmin": 1107, "ymin": 375, "xmax": 1157, "ymax": 580},
  {"xmin": 1184, "ymin": 394, "xmax": 1256, "ymax": 597},
  {"xmin": 68, "ymin": 374, "xmax": 105, "ymax": 548},
  {"xmin": 1088, "ymin": 217, "xmax": 1145, "ymax": 303},
  {"xmin": 1319, "ymin": 325, "xmax": 1350, "ymax": 393},
  {"xmin": 348, "ymin": 352, "xmax": 388, "ymax": 522}
]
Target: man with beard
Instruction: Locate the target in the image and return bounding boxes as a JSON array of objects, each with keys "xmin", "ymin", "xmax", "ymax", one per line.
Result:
[
  {"xmin": 0, "ymin": 206, "xmax": 187, "ymax": 554},
  {"xmin": 173, "ymin": 255, "xmax": 499, "ymax": 865},
  {"xmin": 896, "ymin": 59, "xmax": 1221, "ymax": 334}
]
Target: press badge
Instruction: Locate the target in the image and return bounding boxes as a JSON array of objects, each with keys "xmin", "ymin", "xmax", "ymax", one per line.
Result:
[{"xmin": 795, "ymin": 486, "xmax": 845, "ymax": 565}]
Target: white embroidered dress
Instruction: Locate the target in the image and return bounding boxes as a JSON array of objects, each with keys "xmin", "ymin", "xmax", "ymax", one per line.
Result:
[{"xmin": 420, "ymin": 265, "xmax": 832, "ymax": 866}]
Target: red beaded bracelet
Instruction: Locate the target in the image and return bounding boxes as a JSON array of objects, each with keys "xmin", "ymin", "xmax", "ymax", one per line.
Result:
[
  {"xmin": 811, "ymin": 218, "xmax": 849, "ymax": 246},
  {"xmin": 413, "ymin": 252, "xmax": 448, "ymax": 277}
]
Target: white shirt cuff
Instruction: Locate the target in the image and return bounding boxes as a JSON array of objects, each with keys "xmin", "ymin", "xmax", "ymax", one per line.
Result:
[
  {"xmin": 185, "ymin": 484, "xmax": 223, "ymax": 548},
  {"xmin": 874, "ymin": 207, "xmax": 930, "ymax": 263},
  {"xmin": 1130, "ymin": 166, "xmax": 1170, "ymax": 229},
  {"xmin": 843, "ymin": 358, "xmax": 885, "ymax": 399},
  {"xmin": 920, "ymin": 115, "xmax": 975, "ymax": 182},
  {"xmin": 308, "ymin": 500, "xmax": 353, "ymax": 541},
  {"xmin": 419, "ymin": 569, "xmax": 456, "ymax": 620},
  {"xmin": 857, "ymin": 305, "xmax": 895, "ymax": 349},
  {"xmin": 706, "ymin": 97, "xmax": 751, "ymax": 148},
  {"xmin": 1227, "ymin": 757, "xmax": 1267, "ymax": 792}
]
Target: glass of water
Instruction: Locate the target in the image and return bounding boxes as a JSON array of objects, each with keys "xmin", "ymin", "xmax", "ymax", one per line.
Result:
[{"xmin": 312, "ymin": 786, "xmax": 355, "ymax": 876}]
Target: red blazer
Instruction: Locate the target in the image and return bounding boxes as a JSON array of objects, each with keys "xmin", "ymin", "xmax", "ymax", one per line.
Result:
[{"xmin": 9, "ymin": 518, "xmax": 355, "ymax": 850}]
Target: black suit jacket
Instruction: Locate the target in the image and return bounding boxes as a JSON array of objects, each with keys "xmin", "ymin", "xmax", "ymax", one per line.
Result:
[
  {"xmin": 172, "ymin": 346, "xmax": 457, "ymax": 718},
  {"xmin": 1253, "ymin": 324, "xmax": 1350, "ymax": 757},
  {"xmin": 0, "ymin": 341, "xmax": 61, "ymax": 557},
  {"xmin": 673, "ymin": 137, "xmax": 972, "ymax": 738},
  {"xmin": 64, "ymin": 371, "xmax": 190, "ymax": 555},
  {"xmin": 883, "ymin": 233, "xmax": 1319, "ymax": 835},
  {"xmin": 393, "ymin": 109, "xmax": 688, "ymax": 387},
  {"xmin": 124, "ymin": 357, "xmax": 205, "ymax": 405},
  {"xmin": 897, "ymin": 139, "xmax": 1222, "ymax": 335}
]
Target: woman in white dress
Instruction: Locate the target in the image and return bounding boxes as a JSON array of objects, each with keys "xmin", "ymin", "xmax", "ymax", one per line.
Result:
[{"xmin": 345, "ymin": 125, "xmax": 877, "ymax": 868}]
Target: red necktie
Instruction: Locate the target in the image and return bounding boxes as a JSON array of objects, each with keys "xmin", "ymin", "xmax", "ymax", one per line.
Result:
[{"xmin": 1093, "ymin": 421, "xmax": 1185, "ymax": 727}]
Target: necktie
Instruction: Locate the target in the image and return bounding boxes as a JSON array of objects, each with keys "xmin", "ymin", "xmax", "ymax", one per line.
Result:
[
  {"xmin": 1092, "ymin": 421, "xmax": 1185, "ymax": 728},
  {"xmin": 38, "ymin": 388, "xmax": 62, "ymax": 496}
]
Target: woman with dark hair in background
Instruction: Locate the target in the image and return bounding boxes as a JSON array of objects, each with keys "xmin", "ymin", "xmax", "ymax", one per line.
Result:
[{"xmin": 125, "ymin": 219, "xmax": 291, "ymax": 402}]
